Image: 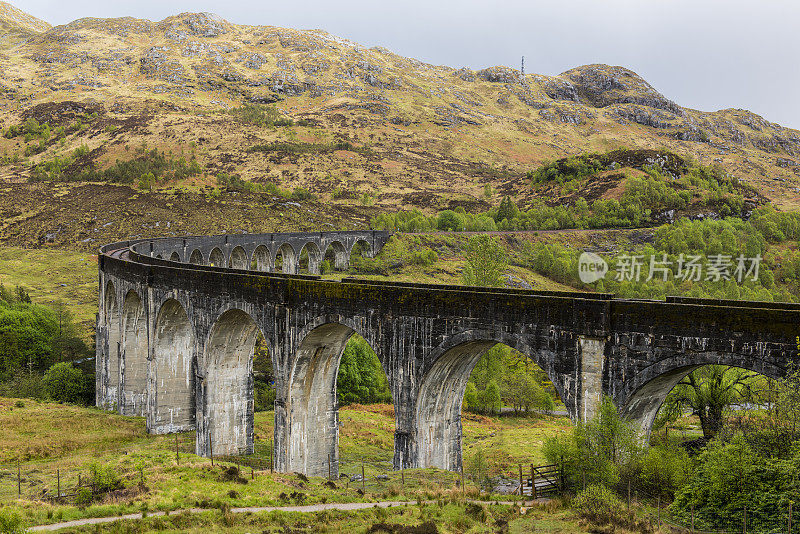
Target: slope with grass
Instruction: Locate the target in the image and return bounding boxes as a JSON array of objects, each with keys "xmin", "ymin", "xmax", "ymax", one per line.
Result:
[
  {"xmin": 0, "ymin": 397, "xmax": 573, "ymax": 530},
  {"xmin": 0, "ymin": 4, "xmax": 799, "ymax": 232}
]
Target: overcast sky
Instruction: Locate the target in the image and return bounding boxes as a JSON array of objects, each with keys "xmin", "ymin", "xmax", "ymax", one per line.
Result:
[{"xmin": 15, "ymin": 0, "xmax": 800, "ymax": 129}]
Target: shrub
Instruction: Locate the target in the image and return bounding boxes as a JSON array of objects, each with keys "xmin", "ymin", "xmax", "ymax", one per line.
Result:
[
  {"xmin": 227, "ymin": 104, "xmax": 293, "ymax": 127},
  {"xmin": 0, "ymin": 371, "xmax": 46, "ymax": 400},
  {"xmin": 87, "ymin": 461, "xmax": 122, "ymax": 493},
  {"xmin": 410, "ymin": 248, "xmax": 438, "ymax": 266},
  {"xmin": 466, "ymin": 449, "xmax": 491, "ymax": 491},
  {"xmin": 543, "ymin": 397, "xmax": 643, "ymax": 490},
  {"xmin": 572, "ymin": 484, "xmax": 626, "ymax": 526},
  {"xmin": 0, "ymin": 509, "xmax": 26, "ymax": 534},
  {"xmin": 436, "ymin": 210, "xmax": 463, "ymax": 232},
  {"xmin": 43, "ymin": 362, "xmax": 89, "ymax": 404},
  {"xmin": 254, "ymin": 382, "xmax": 276, "ymax": 412},
  {"xmin": 75, "ymin": 487, "xmax": 93, "ymax": 508}
]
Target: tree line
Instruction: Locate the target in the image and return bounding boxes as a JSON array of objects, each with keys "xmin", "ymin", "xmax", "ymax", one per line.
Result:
[{"xmin": 0, "ymin": 284, "xmax": 93, "ymax": 404}]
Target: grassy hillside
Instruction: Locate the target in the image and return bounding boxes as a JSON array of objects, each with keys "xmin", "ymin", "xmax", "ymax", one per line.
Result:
[
  {"xmin": 0, "ymin": 246, "xmax": 97, "ymax": 331},
  {"xmin": 0, "ymin": 5, "xmax": 799, "ymax": 232}
]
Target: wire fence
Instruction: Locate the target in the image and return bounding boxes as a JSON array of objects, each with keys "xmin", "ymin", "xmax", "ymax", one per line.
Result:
[
  {"xmin": 0, "ymin": 433, "xmax": 451, "ymax": 505},
  {"xmin": 2, "ymin": 436, "xmax": 792, "ymax": 534}
]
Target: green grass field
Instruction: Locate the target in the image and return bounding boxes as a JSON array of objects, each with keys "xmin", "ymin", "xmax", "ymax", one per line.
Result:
[{"xmin": 0, "ymin": 398, "xmax": 580, "ymax": 531}]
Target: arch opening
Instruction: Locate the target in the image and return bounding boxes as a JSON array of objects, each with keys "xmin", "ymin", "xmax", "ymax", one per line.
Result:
[
  {"xmin": 414, "ymin": 342, "xmax": 559, "ymax": 471},
  {"xmin": 283, "ymin": 323, "xmax": 391, "ymax": 477},
  {"xmin": 625, "ymin": 363, "xmax": 778, "ymax": 443},
  {"xmin": 209, "ymin": 247, "xmax": 224, "ymax": 267},
  {"xmin": 152, "ymin": 299, "xmax": 195, "ymax": 434},
  {"xmin": 228, "ymin": 246, "xmax": 248, "ymax": 270},
  {"xmin": 169, "ymin": 251, "xmax": 181, "ymax": 262},
  {"xmin": 274, "ymin": 243, "xmax": 297, "ymax": 274},
  {"xmin": 189, "ymin": 249, "xmax": 204, "ymax": 265},
  {"xmin": 322, "ymin": 241, "xmax": 348, "ymax": 272},
  {"xmin": 120, "ymin": 291, "xmax": 147, "ymax": 416},
  {"xmin": 251, "ymin": 245, "xmax": 271, "ymax": 272},
  {"xmin": 349, "ymin": 240, "xmax": 373, "ymax": 270},
  {"xmin": 298, "ymin": 242, "xmax": 322, "ymax": 274},
  {"xmin": 203, "ymin": 309, "xmax": 260, "ymax": 456}
]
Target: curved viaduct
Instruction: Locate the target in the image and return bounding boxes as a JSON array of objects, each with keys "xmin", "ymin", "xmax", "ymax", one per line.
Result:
[{"xmin": 97, "ymin": 231, "xmax": 800, "ymax": 476}]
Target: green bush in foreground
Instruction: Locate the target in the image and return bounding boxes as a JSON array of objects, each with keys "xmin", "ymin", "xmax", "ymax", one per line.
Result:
[
  {"xmin": 43, "ymin": 362, "xmax": 92, "ymax": 404},
  {"xmin": 0, "ymin": 509, "xmax": 25, "ymax": 534},
  {"xmin": 572, "ymin": 484, "xmax": 626, "ymax": 525}
]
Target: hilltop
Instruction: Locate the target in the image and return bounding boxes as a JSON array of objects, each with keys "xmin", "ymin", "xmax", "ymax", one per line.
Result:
[
  {"xmin": 0, "ymin": 5, "xmax": 799, "ymax": 248},
  {"xmin": 0, "ymin": 2, "xmax": 50, "ymax": 48}
]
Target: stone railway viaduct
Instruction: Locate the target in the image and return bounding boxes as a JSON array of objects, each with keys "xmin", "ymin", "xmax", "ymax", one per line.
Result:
[{"xmin": 97, "ymin": 231, "xmax": 800, "ymax": 476}]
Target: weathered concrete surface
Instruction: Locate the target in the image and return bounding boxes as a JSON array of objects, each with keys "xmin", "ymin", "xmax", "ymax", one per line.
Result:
[{"xmin": 97, "ymin": 232, "xmax": 800, "ymax": 476}]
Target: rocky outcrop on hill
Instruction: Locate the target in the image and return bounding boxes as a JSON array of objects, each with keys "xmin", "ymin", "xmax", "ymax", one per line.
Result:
[
  {"xmin": 564, "ymin": 64, "xmax": 683, "ymax": 115},
  {"xmin": 0, "ymin": 2, "xmax": 799, "ymax": 206}
]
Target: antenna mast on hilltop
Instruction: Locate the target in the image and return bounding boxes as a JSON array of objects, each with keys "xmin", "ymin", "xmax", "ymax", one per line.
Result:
[{"xmin": 521, "ymin": 56, "xmax": 525, "ymax": 76}]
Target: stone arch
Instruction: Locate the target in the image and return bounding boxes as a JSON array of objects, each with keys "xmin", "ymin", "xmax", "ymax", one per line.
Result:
[
  {"xmin": 350, "ymin": 239, "xmax": 373, "ymax": 262},
  {"xmin": 413, "ymin": 333, "xmax": 566, "ymax": 471},
  {"xmin": 228, "ymin": 246, "xmax": 248, "ymax": 270},
  {"xmin": 283, "ymin": 319, "xmax": 380, "ymax": 476},
  {"xmin": 169, "ymin": 251, "xmax": 181, "ymax": 262},
  {"xmin": 151, "ymin": 299, "xmax": 195, "ymax": 434},
  {"xmin": 156, "ymin": 254, "xmax": 163, "ymax": 260},
  {"xmin": 323, "ymin": 241, "xmax": 348, "ymax": 271},
  {"xmin": 414, "ymin": 340, "xmax": 494, "ymax": 471},
  {"xmin": 203, "ymin": 309, "xmax": 260, "ymax": 456},
  {"xmin": 274, "ymin": 243, "xmax": 297, "ymax": 274},
  {"xmin": 120, "ymin": 290, "xmax": 147, "ymax": 416},
  {"xmin": 103, "ymin": 281, "xmax": 120, "ymax": 409},
  {"xmin": 209, "ymin": 247, "xmax": 224, "ymax": 267},
  {"xmin": 189, "ymin": 249, "xmax": 204, "ymax": 265},
  {"xmin": 618, "ymin": 353, "xmax": 785, "ymax": 438},
  {"xmin": 251, "ymin": 245, "xmax": 271, "ymax": 271},
  {"xmin": 298, "ymin": 242, "xmax": 322, "ymax": 274}
]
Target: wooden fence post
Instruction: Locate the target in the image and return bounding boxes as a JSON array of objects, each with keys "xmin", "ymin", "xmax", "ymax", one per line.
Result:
[
  {"xmin": 401, "ymin": 468, "xmax": 405, "ymax": 487},
  {"xmin": 362, "ymin": 463, "xmax": 365, "ymax": 492},
  {"xmin": 657, "ymin": 495, "xmax": 661, "ymax": 526},
  {"xmin": 743, "ymin": 505, "xmax": 747, "ymax": 534},
  {"xmin": 175, "ymin": 434, "xmax": 179, "ymax": 465},
  {"xmin": 529, "ymin": 464, "xmax": 534, "ymax": 499},
  {"xmin": 210, "ymin": 435, "xmax": 214, "ymax": 467},
  {"xmin": 57, "ymin": 469, "xmax": 60, "ymax": 500},
  {"xmin": 270, "ymin": 440, "xmax": 273, "ymax": 473},
  {"xmin": 627, "ymin": 479, "xmax": 631, "ymax": 511},
  {"xmin": 518, "ymin": 464, "xmax": 523, "ymax": 497}
]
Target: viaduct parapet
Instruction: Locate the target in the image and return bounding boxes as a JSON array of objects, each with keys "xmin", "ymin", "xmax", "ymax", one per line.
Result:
[{"xmin": 97, "ymin": 231, "xmax": 800, "ymax": 476}]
